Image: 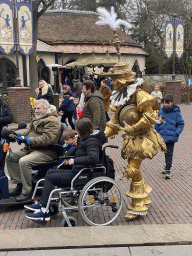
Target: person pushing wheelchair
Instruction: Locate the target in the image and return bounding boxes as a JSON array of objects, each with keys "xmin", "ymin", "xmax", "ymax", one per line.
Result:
[{"xmin": 6, "ymin": 99, "xmax": 61, "ymax": 202}]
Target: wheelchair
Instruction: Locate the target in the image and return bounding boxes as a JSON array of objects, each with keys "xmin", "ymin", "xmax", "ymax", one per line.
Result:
[{"xmin": 31, "ymin": 145, "xmax": 123, "ymax": 227}]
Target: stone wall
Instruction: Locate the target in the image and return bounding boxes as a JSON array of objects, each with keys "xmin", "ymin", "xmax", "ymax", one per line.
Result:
[
  {"xmin": 8, "ymin": 87, "xmax": 31, "ymax": 123},
  {"xmin": 143, "ymin": 74, "xmax": 188, "ymax": 101},
  {"xmin": 143, "ymin": 74, "xmax": 186, "ymax": 90}
]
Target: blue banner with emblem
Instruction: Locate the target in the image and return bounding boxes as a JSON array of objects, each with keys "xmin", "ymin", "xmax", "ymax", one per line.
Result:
[
  {"xmin": 176, "ymin": 21, "xmax": 184, "ymax": 59},
  {"xmin": 17, "ymin": 0, "xmax": 33, "ymax": 56},
  {"xmin": 165, "ymin": 21, "xmax": 174, "ymax": 58},
  {"xmin": 165, "ymin": 20, "xmax": 184, "ymax": 59},
  {"xmin": 0, "ymin": 0, "xmax": 14, "ymax": 55}
]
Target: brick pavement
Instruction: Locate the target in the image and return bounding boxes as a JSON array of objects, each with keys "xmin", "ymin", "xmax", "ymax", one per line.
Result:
[{"xmin": 0, "ymin": 103, "xmax": 191, "ymax": 230}]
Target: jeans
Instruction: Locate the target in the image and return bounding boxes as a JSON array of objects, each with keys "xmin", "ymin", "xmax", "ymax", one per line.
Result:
[
  {"xmin": 41, "ymin": 168, "xmax": 77, "ymax": 205},
  {"xmin": 61, "ymin": 112, "xmax": 75, "ymax": 130}
]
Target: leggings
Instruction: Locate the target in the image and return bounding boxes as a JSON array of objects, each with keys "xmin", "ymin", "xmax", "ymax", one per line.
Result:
[
  {"xmin": 61, "ymin": 112, "xmax": 75, "ymax": 130},
  {"xmin": 40, "ymin": 169, "xmax": 77, "ymax": 205}
]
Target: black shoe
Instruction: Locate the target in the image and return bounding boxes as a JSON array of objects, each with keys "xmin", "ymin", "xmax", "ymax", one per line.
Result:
[
  {"xmin": 165, "ymin": 172, "xmax": 171, "ymax": 179},
  {"xmin": 16, "ymin": 191, "xmax": 32, "ymax": 202},
  {"xmin": 9, "ymin": 183, "xmax": 22, "ymax": 196}
]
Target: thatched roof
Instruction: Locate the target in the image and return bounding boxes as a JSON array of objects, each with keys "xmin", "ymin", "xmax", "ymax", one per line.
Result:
[{"xmin": 38, "ymin": 10, "xmax": 141, "ymax": 48}]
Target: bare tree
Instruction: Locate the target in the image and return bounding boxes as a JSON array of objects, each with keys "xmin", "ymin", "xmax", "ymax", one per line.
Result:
[{"xmin": 30, "ymin": 0, "xmax": 56, "ymax": 97}]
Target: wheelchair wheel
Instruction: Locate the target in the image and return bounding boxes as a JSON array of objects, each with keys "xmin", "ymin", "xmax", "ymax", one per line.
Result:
[
  {"xmin": 61, "ymin": 217, "xmax": 77, "ymax": 227},
  {"xmin": 49, "ymin": 202, "xmax": 59, "ymax": 218},
  {"xmin": 78, "ymin": 176, "xmax": 123, "ymax": 226}
]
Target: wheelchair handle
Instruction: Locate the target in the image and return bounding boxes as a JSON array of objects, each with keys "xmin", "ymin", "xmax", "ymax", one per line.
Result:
[
  {"xmin": 10, "ymin": 134, "xmax": 25, "ymax": 144},
  {"xmin": 103, "ymin": 145, "xmax": 119, "ymax": 150}
]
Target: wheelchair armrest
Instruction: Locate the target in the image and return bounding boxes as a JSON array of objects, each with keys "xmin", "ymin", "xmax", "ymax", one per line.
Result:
[
  {"xmin": 48, "ymin": 144, "xmax": 64, "ymax": 157},
  {"xmin": 59, "ymin": 155, "xmax": 75, "ymax": 160},
  {"xmin": 95, "ymin": 164, "xmax": 103, "ymax": 167}
]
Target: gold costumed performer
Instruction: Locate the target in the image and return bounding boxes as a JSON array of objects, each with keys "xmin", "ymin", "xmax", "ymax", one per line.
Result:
[{"xmin": 96, "ymin": 7, "xmax": 167, "ymax": 219}]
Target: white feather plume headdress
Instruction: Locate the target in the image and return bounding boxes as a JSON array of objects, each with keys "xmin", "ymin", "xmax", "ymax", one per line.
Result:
[{"xmin": 95, "ymin": 6, "xmax": 130, "ymax": 30}]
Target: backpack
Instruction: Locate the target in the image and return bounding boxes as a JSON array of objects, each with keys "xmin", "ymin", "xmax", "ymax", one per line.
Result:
[
  {"xmin": 100, "ymin": 154, "xmax": 115, "ymax": 192},
  {"xmin": 105, "ymin": 155, "xmax": 115, "ymax": 180}
]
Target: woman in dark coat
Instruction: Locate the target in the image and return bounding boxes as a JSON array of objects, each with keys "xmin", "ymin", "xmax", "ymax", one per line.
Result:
[
  {"xmin": 57, "ymin": 85, "xmax": 75, "ymax": 129},
  {"xmin": 25, "ymin": 118, "xmax": 107, "ymax": 221}
]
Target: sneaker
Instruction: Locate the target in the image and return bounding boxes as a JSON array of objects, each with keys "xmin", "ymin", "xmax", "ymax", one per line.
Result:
[
  {"xmin": 26, "ymin": 210, "xmax": 50, "ymax": 221},
  {"xmin": 24, "ymin": 202, "xmax": 41, "ymax": 212},
  {"xmin": 165, "ymin": 173, "xmax": 171, "ymax": 179},
  {"xmin": 162, "ymin": 170, "xmax": 169, "ymax": 174}
]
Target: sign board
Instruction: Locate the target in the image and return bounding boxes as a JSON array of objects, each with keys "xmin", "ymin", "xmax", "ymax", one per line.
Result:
[{"xmin": 188, "ymin": 78, "xmax": 191, "ymax": 86}]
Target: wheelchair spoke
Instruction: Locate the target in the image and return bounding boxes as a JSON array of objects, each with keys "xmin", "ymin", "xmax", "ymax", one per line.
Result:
[{"xmin": 78, "ymin": 177, "xmax": 123, "ymax": 226}]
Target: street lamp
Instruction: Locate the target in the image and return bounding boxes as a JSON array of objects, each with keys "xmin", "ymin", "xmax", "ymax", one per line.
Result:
[{"xmin": 172, "ymin": 14, "xmax": 177, "ymax": 80}]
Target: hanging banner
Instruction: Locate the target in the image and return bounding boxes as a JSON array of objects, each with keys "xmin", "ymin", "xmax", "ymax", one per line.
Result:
[
  {"xmin": 0, "ymin": 0, "xmax": 14, "ymax": 55},
  {"xmin": 165, "ymin": 21, "xmax": 174, "ymax": 58},
  {"xmin": 176, "ymin": 21, "xmax": 184, "ymax": 58},
  {"xmin": 17, "ymin": 1, "xmax": 33, "ymax": 55}
]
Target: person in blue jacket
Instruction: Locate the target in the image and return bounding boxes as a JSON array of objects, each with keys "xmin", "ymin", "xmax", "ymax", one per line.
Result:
[
  {"xmin": 155, "ymin": 94, "xmax": 184, "ymax": 179},
  {"xmin": 57, "ymin": 85, "xmax": 75, "ymax": 130}
]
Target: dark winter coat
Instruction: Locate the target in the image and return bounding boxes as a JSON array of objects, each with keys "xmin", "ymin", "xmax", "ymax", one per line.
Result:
[
  {"xmin": 0, "ymin": 99, "xmax": 13, "ymax": 138},
  {"xmin": 36, "ymin": 84, "xmax": 54, "ymax": 104},
  {"xmin": 83, "ymin": 90, "xmax": 106, "ymax": 130},
  {"xmin": 57, "ymin": 92, "xmax": 75, "ymax": 113},
  {"xmin": 65, "ymin": 131, "xmax": 107, "ymax": 173},
  {"xmin": 72, "ymin": 79, "xmax": 82, "ymax": 98},
  {"xmin": 155, "ymin": 105, "xmax": 184, "ymax": 143}
]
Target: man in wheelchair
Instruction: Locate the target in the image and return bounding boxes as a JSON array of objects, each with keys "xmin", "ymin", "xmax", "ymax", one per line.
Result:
[
  {"xmin": 25, "ymin": 118, "xmax": 107, "ymax": 221},
  {"xmin": 6, "ymin": 99, "xmax": 61, "ymax": 202}
]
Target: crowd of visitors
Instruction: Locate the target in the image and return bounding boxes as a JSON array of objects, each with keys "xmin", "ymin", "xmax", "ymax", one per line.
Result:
[{"xmin": 0, "ymin": 70, "xmax": 185, "ymax": 224}]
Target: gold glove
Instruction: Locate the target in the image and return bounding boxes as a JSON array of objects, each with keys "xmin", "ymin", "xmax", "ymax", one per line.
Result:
[{"xmin": 121, "ymin": 121, "xmax": 134, "ymax": 134}]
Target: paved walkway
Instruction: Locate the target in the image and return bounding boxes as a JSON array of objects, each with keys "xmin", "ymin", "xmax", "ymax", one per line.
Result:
[
  {"xmin": 0, "ymin": 103, "xmax": 191, "ymax": 231},
  {"xmin": 2, "ymin": 245, "xmax": 192, "ymax": 256}
]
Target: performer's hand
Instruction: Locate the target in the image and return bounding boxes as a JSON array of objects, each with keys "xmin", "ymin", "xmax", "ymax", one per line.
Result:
[{"xmin": 121, "ymin": 121, "xmax": 134, "ymax": 134}]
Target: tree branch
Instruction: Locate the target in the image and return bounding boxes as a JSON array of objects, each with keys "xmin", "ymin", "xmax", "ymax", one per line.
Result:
[{"xmin": 37, "ymin": 0, "xmax": 55, "ymax": 18}]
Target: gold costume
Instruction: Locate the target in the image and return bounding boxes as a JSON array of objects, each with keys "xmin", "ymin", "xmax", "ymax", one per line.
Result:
[
  {"xmin": 101, "ymin": 60, "xmax": 166, "ymax": 219},
  {"xmin": 95, "ymin": 10, "xmax": 166, "ymax": 218}
]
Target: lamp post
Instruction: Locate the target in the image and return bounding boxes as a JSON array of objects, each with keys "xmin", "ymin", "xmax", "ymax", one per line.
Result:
[
  {"xmin": 13, "ymin": 0, "xmax": 21, "ymax": 87},
  {"xmin": 52, "ymin": 69, "xmax": 57, "ymax": 93},
  {"xmin": 172, "ymin": 14, "xmax": 177, "ymax": 80},
  {"xmin": 187, "ymin": 56, "xmax": 192, "ymax": 104}
]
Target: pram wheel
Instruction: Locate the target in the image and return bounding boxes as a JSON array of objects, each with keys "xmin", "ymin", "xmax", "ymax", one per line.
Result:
[
  {"xmin": 49, "ymin": 202, "xmax": 59, "ymax": 218},
  {"xmin": 61, "ymin": 216, "xmax": 77, "ymax": 227},
  {"xmin": 78, "ymin": 176, "xmax": 123, "ymax": 226}
]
